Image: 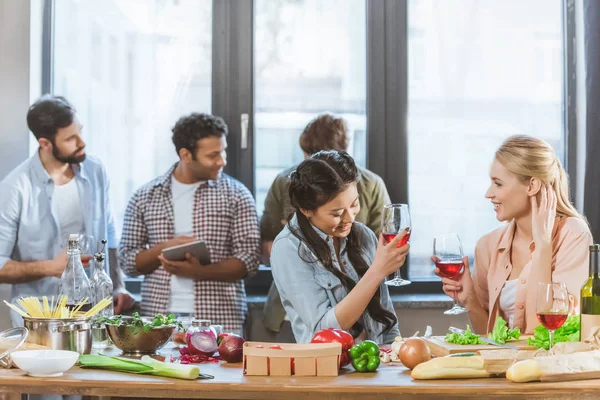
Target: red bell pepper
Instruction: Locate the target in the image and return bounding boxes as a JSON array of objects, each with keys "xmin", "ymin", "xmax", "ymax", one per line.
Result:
[{"xmin": 311, "ymin": 328, "xmax": 354, "ymax": 367}]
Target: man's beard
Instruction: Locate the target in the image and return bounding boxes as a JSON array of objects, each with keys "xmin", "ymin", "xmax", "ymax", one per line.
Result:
[{"xmin": 52, "ymin": 145, "xmax": 86, "ymax": 164}]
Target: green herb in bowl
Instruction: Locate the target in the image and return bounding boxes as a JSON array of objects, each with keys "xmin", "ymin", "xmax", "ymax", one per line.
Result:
[{"xmin": 99, "ymin": 312, "xmax": 183, "ymax": 332}]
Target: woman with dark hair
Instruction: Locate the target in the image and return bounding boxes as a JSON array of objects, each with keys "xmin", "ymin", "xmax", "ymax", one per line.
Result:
[{"xmin": 270, "ymin": 150, "xmax": 408, "ymax": 344}]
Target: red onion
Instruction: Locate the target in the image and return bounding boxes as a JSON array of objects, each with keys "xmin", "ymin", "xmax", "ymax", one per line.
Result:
[
  {"xmin": 218, "ymin": 334, "xmax": 245, "ymax": 363},
  {"xmin": 188, "ymin": 331, "xmax": 218, "ymax": 357}
]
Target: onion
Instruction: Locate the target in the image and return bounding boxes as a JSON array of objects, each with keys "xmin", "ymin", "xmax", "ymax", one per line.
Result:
[
  {"xmin": 399, "ymin": 337, "xmax": 431, "ymax": 370},
  {"xmin": 218, "ymin": 334, "xmax": 246, "ymax": 363},
  {"xmin": 188, "ymin": 331, "xmax": 218, "ymax": 357}
]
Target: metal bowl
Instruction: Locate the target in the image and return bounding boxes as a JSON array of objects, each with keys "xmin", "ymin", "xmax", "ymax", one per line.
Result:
[{"xmin": 105, "ymin": 316, "xmax": 175, "ymax": 356}]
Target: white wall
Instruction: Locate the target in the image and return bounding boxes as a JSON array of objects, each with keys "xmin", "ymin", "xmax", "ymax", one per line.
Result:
[
  {"xmin": 0, "ymin": 0, "xmax": 31, "ymax": 177},
  {"xmin": 0, "ymin": 0, "xmax": 33, "ymax": 330}
]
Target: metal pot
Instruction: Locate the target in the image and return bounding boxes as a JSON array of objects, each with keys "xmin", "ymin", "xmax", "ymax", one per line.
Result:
[{"xmin": 22, "ymin": 316, "xmax": 92, "ymax": 355}]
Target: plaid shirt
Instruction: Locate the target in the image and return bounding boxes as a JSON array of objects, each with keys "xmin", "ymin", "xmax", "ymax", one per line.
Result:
[{"xmin": 118, "ymin": 164, "xmax": 261, "ymax": 332}]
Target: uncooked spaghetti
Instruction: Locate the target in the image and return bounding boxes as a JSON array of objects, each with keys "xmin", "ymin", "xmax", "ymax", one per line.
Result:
[{"xmin": 4, "ymin": 295, "xmax": 112, "ymax": 319}]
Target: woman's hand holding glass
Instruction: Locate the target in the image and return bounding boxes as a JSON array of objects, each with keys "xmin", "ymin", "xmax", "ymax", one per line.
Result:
[
  {"xmin": 381, "ymin": 204, "xmax": 412, "ymax": 286},
  {"xmin": 372, "ymin": 229, "xmax": 410, "ymax": 280},
  {"xmin": 434, "ymin": 255, "xmax": 474, "ymax": 308}
]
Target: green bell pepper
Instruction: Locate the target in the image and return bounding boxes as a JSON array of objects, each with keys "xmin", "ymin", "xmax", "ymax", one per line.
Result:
[{"xmin": 349, "ymin": 340, "xmax": 380, "ymax": 372}]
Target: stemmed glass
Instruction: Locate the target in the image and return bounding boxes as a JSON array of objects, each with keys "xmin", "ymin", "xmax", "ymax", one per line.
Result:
[
  {"xmin": 381, "ymin": 204, "xmax": 411, "ymax": 287},
  {"xmin": 78, "ymin": 234, "xmax": 95, "ymax": 268},
  {"xmin": 433, "ymin": 233, "xmax": 468, "ymax": 315},
  {"xmin": 536, "ymin": 282, "xmax": 569, "ymax": 350}
]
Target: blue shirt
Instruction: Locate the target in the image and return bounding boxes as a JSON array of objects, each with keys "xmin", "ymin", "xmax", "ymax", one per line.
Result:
[
  {"xmin": 270, "ymin": 214, "xmax": 400, "ymax": 344},
  {"xmin": 0, "ymin": 151, "xmax": 118, "ymax": 324}
]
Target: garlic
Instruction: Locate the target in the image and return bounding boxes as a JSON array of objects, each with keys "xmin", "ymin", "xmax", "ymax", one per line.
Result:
[
  {"xmin": 424, "ymin": 325, "xmax": 433, "ymax": 338},
  {"xmin": 379, "ymin": 351, "xmax": 391, "ymax": 363},
  {"xmin": 391, "ymin": 336, "xmax": 404, "ymax": 357}
]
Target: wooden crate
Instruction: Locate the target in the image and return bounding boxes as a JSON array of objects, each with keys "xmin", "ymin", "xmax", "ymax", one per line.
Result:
[{"xmin": 243, "ymin": 341, "xmax": 342, "ymax": 377}]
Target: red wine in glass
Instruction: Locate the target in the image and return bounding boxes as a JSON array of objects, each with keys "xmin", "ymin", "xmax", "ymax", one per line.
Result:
[
  {"xmin": 383, "ymin": 231, "xmax": 411, "ymax": 247},
  {"xmin": 381, "ymin": 203, "xmax": 411, "ymax": 287},
  {"xmin": 536, "ymin": 282, "xmax": 569, "ymax": 349},
  {"xmin": 435, "ymin": 260, "xmax": 464, "ymax": 279},
  {"xmin": 433, "ymin": 233, "xmax": 467, "ymax": 315},
  {"xmin": 536, "ymin": 312, "xmax": 568, "ymax": 331}
]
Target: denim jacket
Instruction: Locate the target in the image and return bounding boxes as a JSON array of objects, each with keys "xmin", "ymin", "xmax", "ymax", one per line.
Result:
[{"xmin": 270, "ymin": 214, "xmax": 400, "ymax": 344}]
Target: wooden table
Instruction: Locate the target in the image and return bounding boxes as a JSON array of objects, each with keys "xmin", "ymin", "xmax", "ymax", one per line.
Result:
[{"xmin": 1, "ymin": 361, "xmax": 600, "ymax": 400}]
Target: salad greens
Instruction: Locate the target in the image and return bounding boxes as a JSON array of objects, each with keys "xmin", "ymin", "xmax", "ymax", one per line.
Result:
[
  {"xmin": 444, "ymin": 317, "xmax": 521, "ymax": 345},
  {"xmin": 527, "ymin": 315, "xmax": 580, "ymax": 350},
  {"xmin": 488, "ymin": 316, "xmax": 521, "ymax": 344},
  {"xmin": 445, "ymin": 325, "xmax": 485, "ymax": 345},
  {"xmin": 99, "ymin": 312, "xmax": 182, "ymax": 332}
]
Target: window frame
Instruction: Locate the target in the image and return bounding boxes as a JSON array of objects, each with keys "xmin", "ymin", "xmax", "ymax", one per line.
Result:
[{"xmin": 41, "ymin": 0, "xmax": 578, "ymax": 297}]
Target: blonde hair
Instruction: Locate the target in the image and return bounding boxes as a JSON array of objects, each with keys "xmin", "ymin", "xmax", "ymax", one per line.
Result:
[{"xmin": 495, "ymin": 135, "xmax": 585, "ymax": 221}]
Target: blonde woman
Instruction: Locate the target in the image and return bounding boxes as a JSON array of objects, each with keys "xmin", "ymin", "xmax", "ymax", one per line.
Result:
[{"xmin": 436, "ymin": 135, "xmax": 592, "ymax": 334}]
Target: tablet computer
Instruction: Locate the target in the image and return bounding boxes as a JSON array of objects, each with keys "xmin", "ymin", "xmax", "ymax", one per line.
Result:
[{"xmin": 162, "ymin": 240, "xmax": 211, "ymax": 265}]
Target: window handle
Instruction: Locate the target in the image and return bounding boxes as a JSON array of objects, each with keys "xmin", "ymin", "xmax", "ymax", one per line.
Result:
[{"xmin": 241, "ymin": 113, "xmax": 249, "ymax": 149}]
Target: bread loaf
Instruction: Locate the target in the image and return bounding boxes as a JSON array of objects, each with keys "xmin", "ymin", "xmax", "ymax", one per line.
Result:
[
  {"xmin": 411, "ymin": 356, "xmax": 488, "ymax": 380},
  {"xmin": 506, "ymin": 350, "xmax": 600, "ymax": 383},
  {"xmin": 505, "ymin": 359, "xmax": 541, "ymax": 383}
]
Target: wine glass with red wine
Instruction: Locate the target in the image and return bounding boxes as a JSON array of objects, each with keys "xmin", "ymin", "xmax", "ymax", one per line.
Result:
[
  {"xmin": 381, "ymin": 203, "xmax": 411, "ymax": 287},
  {"xmin": 78, "ymin": 234, "xmax": 95, "ymax": 268},
  {"xmin": 536, "ymin": 282, "xmax": 569, "ymax": 349},
  {"xmin": 433, "ymin": 233, "xmax": 467, "ymax": 315}
]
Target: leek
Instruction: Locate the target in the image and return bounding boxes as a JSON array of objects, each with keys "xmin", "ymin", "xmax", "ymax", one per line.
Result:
[
  {"xmin": 141, "ymin": 355, "xmax": 200, "ymax": 380},
  {"xmin": 78, "ymin": 354, "xmax": 200, "ymax": 380}
]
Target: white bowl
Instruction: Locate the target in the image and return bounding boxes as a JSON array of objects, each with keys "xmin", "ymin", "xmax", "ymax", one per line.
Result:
[{"xmin": 11, "ymin": 350, "xmax": 79, "ymax": 377}]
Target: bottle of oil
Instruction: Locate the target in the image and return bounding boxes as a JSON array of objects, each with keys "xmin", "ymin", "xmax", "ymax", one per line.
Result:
[
  {"xmin": 90, "ymin": 239, "xmax": 114, "ymax": 316},
  {"xmin": 89, "ymin": 239, "xmax": 114, "ymax": 349}
]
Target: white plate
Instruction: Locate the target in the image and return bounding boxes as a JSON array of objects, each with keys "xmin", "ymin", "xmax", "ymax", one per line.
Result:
[{"xmin": 11, "ymin": 349, "xmax": 79, "ymax": 377}]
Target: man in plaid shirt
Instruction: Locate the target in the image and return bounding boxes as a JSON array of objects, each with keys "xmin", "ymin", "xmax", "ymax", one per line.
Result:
[{"xmin": 119, "ymin": 113, "xmax": 261, "ymax": 333}]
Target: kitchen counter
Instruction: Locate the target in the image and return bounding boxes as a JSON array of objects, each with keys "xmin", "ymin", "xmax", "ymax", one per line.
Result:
[{"xmin": 0, "ymin": 358, "xmax": 599, "ymax": 399}]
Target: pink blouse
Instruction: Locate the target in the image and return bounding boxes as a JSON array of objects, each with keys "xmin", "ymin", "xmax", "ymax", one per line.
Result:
[{"xmin": 473, "ymin": 216, "xmax": 592, "ymax": 334}]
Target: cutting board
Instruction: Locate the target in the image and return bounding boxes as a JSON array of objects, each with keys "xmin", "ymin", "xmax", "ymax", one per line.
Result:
[{"xmin": 423, "ymin": 336, "xmax": 536, "ymax": 357}]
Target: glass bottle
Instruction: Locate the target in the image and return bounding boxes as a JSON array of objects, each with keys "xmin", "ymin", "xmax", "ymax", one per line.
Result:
[
  {"xmin": 89, "ymin": 239, "xmax": 114, "ymax": 317},
  {"xmin": 89, "ymin": 239, "xmax": 114, "ymax": 349},
  {"xmin": 58, "ymin": 234, "xmax": 93, "ymax": 313},
  {"xmin": 186, "ymin": 319, "xmax": 212, "ymax": 342},
  {"xmin": 581, "ymin": 244, "xmax": 600, "ymax": 341}
]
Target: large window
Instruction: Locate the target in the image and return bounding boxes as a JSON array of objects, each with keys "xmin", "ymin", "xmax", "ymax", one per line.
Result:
[
  {"xmin": 52, "ymin": 0, "xmax": 212, "ymax": 223},
  {"xmin": 253, "ymin": 0, "xmax": 367, "ymax": 215},
  {"xmin": 407, "ymin": 0, "xmax": 564, "ymax": 280},
  {"xmin": 44, "ymin": 0, "xmax": 574, "ymax": 293}
]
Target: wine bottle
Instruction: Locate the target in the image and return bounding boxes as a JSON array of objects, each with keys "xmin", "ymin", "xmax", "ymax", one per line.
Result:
[{"xmin": 580, "ymin": 244, "xmax": 600, "ymax": 341}]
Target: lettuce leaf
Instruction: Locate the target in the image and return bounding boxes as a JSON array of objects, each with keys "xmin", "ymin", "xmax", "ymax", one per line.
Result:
[
  {"xmin": 526, "ymin": 315, "xmax": 580, "ymax": 350},
  {"xmin": 444, "ymin": 325, "xmax": 485, "ymax": 345},
  {"xmin": 488, "ymin": 316, "xmax": 521, "ymax": 344}
]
